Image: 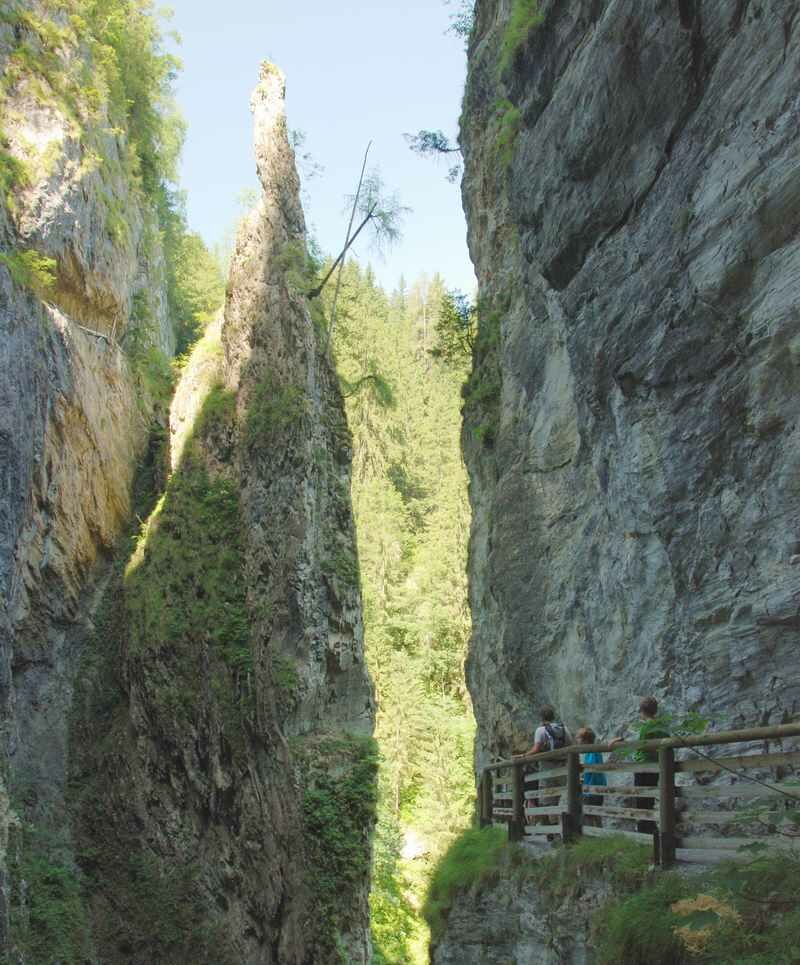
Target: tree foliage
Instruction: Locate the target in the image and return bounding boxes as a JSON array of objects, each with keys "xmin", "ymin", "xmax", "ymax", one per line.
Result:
[
  {"xmin": 445, "ymin": 0, "xmax": 475, "ymax": 44},
  {"xmin": 1, "ymin": 2, "xmax": 223, "ymax": 355},
  {"xmin": 431, "ymin": 289, "xmax": 476, "ymax": 367},
  {"xmin": 328, "ymin": 264, "xmax": 475, "ymax": 961},
  {"xmin": 308, "ymin": 168, "xmax": 407, "ymax": 300},
  {"xmin": 404, "ymin": 130, "xmax": 462, "ymax": 184}
]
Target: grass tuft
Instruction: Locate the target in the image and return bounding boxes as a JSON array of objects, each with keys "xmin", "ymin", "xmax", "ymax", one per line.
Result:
[
  {"xmin": 498, "ymin": 0, "xmax": 544, "ymax": 76},
  {"xmin": 423, "ymin": 826, "xmax": 508, "ymax": 942}
]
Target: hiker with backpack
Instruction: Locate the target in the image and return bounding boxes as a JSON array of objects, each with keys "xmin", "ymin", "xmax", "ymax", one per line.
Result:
[
  {"xmin": 522, "ymin": 705, "xmax": 571, "ymax": 827},
  {"xmin": 525, "ymin": 705, "xmax": 571, "ymax": 758}
]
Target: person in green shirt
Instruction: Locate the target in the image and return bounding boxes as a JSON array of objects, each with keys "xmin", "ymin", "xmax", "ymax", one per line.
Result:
[{"xmin": 610, "ymin": 696, "xmax": 668, "ymax": 834}]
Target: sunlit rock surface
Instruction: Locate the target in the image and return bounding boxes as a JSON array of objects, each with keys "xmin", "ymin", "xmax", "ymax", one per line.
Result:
[
  {"xmin": 69, "ymin": 64, "xmax": 374, "ymax": 964},
  {"xmin": 1, "ymin": 11, "xmax": 373, "ymax": 956},
  {"xmin": 461, "ymin": 0, "xmax": 800, "ymax": 770},
  {"xmin": 225, "ymin": 63, "xmax": 374, "ymax": 740}
]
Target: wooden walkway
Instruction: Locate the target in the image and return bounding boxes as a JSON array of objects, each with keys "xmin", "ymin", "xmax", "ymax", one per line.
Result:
[{"xmin": 479, "ymin": 723, "xmax": 800, "ymax": 866}]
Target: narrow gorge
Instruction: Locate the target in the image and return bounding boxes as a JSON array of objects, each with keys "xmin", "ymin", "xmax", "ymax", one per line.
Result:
[{"xmin": 2, "ymin": 0, "xmax": 800, "ymax": 963}]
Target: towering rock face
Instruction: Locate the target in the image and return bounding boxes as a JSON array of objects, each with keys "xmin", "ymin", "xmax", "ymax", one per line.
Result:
[
  {"xmin": 460, "ymin": 0, "xmax": 800, "ymax": 767},
  {"xmin": 225, "ymin": 65, "xmax": 373, "ymax": 740},
  {"xmin": 68, "ymin": 65, "xmax": 374, "ymax": 965},
  {"xmin": 2, "ymin": 5, "xmax": 374, "ymax": 958},
  {"xmin": 0, "ymin": 3, "xmax": 173, "ymax": 951}
]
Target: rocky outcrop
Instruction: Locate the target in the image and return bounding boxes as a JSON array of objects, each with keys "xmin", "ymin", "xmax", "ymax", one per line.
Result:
[
  {"xmin": 460, "ymin": 0, "xmax": 800, "ymax": 768},
  {"xmin": 68, "ymin": 65, "xmax": 374, "ymax": 964},
  {"xmin": 431, "ymin": 867, "xmax": 603, "ymax": 965},
  {"xmin": 225, "ymin": 64, "xmax": 373, "ymax": 740},
  {"xmin": 2, "ymin": 4, "xmax": 373, "ymax": 958},
  {"xmin": 0, "ymin": 3, "xmax": 174, "ymax": 952}
]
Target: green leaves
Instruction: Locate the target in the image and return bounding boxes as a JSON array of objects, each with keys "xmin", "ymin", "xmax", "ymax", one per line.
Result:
[
  {"xmin": 0, "ymin": 248, "xmax": 57, "ymax": 294},
  {"xmin": 431, "ymin": 289, "xmax": 476, "ymax": 368},
  {"xmin": 498, "ymin": 0, "xmax": 543, "ymax": 77},
  {"xmin": 330, "ymin": 264, "xmax": 475, "ymax": 958},
  {"xmin": 299, "ymin": 735, "xmax": 379, "ymax": 953}
]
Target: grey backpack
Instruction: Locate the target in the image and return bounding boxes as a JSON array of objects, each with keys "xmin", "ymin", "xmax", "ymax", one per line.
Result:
[{"xmin": 543, "ymin": 723, "xmax": 567, "ymax": 751}]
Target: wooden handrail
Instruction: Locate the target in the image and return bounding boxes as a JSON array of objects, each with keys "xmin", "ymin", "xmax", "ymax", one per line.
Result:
[
  {"xmin": 481, "ymin": 721, "xmax": 800, "ymax": 774},
  {"xmin": 483, "ymin": 721, "xmax": 800, "ymax": 866}
]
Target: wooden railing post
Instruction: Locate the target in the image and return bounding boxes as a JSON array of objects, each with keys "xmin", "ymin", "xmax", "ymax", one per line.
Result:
[
  {"xmin": 510, "ymin": 762, "xmax": 525, "ymax": 841},
  {"xmin": 659, "ymin": 747, "xmax": 676, "ymax": 867},
  {"xmin": 480, "ymin": 771, "xmax": 493, "ymax": 827},
  {"xmin": 564, "ymin": 749, "xmax": 581, "ymax": 841}
]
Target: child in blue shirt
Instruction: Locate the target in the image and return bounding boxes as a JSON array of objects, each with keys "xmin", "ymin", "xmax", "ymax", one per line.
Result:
[{"xmin": 577, "ymin": 727, "xmax": 606, "ymax": 827}]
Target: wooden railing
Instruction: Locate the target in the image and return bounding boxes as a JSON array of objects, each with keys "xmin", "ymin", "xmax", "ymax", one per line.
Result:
[{"xmin": 478, "ymin": 723, "xmax": 800, "ymax": 866}]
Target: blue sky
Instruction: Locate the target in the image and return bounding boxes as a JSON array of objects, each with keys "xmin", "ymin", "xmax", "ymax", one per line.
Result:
[{"xmin": 165, "ymin": 0, "xmax": 475, "ymax": 296}]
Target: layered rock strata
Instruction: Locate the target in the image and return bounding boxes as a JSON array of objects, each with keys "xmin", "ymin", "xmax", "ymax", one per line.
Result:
[{"xmin": 460, "ymin": 0, "xmax": 800, "ymax": 768}]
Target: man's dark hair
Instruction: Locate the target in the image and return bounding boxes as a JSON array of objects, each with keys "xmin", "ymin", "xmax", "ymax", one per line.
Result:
[
  {"xmin": 640, "ymin": 696, "xmax": 658, "ymax": 718},
  {"xmin": 540, "ymin": 705, "xmax": 556, "ymax": 722}
]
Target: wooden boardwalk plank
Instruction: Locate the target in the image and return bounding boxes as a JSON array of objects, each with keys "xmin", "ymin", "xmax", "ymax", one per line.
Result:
[
  {"xmin": 677, "ymin": 751, "xmax": 800, "ymax": 774},
  {"xmin": 581, "ymin": 826, "xmax": 653, "ymax": 843},
  {"xmin": 678, "ymin": 810, "xmax": 784, "ymax": 825},
  {"xmin": 676, "ymin": 782, "xmax": 800, "ymax": 800},
  {"xmin": 523, "ymin": 766, "xmax": 567, "ymax": 783},
  {"xmin": 524, "ymin": 791, "xmax": 565, "ymax": 802},
  {"xmin": 583, "ymin": 805, "xmax": 659, "ymax": 821},
  {"xmin": 581, "ymin": 785, "xmax": 646, "ymax": 797},
  {"xmin": 583, "ymin": 761, "xmax": 659, "ymax": 774}
]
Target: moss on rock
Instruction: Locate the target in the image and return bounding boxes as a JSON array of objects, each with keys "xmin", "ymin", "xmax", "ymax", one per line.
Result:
[{"xmin": 295, "ymin": 733, "xmax": 379, "ymax": 957}]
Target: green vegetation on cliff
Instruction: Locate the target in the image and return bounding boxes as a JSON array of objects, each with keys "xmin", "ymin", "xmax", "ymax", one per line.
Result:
[
  {"xmin": 295, "ymin": 733, "xmax": 380, "ymax": 957},
  {"xmin": 125, "ymin": 391, "xmax": 249, "ymax": 684},
  {"xmin": 68, "ymin": 368, "xmax": 247, "ymax": 964},
  {"xmin": 8, "ymin": 822, "xmax": 91, "ymax": 964},
  {"xmin": 426, "ymin": 830, "xmax": 800, "ymax": 964},
  {"xmin": 0, "ymin": 247, "xmax": 56, "ymax": 294},
  {"xmin": 498, "ymin": 0, "xmax": 543, "ymax": 76},
  {"xmin": 0, "ymin": 0, "xmax": 224, "ymax": 358},
  {"xmin": 594, "ymin": 848, "xmax": 800, "ymax": 965},
  {"xmin": 461, "ymin": 295, "xmax": 504, "ymax": 448},
  {"xmin": 423, "ymin": 826, "xmax": 507, "ymax": 942}
]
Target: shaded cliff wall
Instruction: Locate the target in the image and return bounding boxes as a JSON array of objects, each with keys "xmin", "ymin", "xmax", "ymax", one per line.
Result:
[
  {"xmin": 69, "ymin": 66, "xmax": 374, "ymax": 965},
  {"xmin": 0, "ymin": 1, "xmax": 174, "ymax": 951},
  {"xmin": 460, "ymin": 0, "xmax": 800, "ymax": 768}
]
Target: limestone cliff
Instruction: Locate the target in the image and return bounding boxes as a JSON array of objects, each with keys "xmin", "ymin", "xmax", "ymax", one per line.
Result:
[
  {"xmin": 1, "ymin": 2, "xmax": 173, "ymax": 952},
  {"xmin": 68, "ymin": 65, "xmax": 374, "ymax": 964},
  {"xmin": 460, "ymin": 0, "xmax": 800, "ymax": 770},
  {"xmin": 2, "ymin": 3, "xmax": 374, "ymax": 958}
]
